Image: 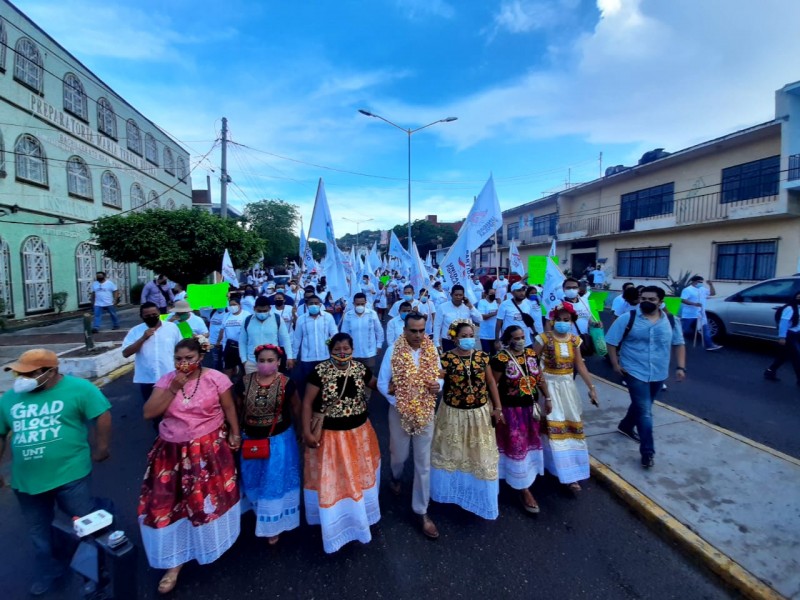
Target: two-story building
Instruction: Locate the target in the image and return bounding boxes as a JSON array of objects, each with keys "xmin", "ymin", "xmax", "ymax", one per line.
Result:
[
  {"xmin": 0, "ymin": 0, "xmax": 192, "ymax": 320},
  {"xmin": 496, "ymin": 80, "xmax": 800, "ymax": 296}
]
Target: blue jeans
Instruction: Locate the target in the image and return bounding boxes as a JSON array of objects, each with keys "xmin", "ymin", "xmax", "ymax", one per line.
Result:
[
  {"xmin": 14, "ymin": 474, "xmax": 95, "ymax": 583},
  {"xmin": 93, "ymin": 304, "xmax": 119, "ymax": 329},
  {"xmin": 681, "ymin": 317, "xmax": 714, "ymax": 349},
  {"xmin": 619, "ymin": 375, "xmax": 663, "ymax": 458}
]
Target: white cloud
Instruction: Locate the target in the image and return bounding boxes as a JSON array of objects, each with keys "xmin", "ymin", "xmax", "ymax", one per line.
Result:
[
  {"xmin": 394, "ymin": 0, "xmax": 456, "ymax": 19},
  {"xmin": 486, "ymin": 0, "xmax": 582, "ymax": 39}
]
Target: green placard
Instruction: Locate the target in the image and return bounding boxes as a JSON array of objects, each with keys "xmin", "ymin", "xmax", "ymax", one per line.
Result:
[
  {"xmin": 187, "ymin": 283, "xmax": 230, "ymax": 310},
  {"xmin": 527, "ymin": 255, "xmax": 559, "ymax": 286},
  {"xmin": 587, "ymin": 291, "xmax": 608, "ymax": 321},
  {"xmin": 663, "ymin": 296, "xmax": 681, "ymax": 316}
]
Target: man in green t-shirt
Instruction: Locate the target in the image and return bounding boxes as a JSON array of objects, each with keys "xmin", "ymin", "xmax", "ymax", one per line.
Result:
[{"xmin": 0, "ymin": 349, "xmax": 112, "ymax": 596}]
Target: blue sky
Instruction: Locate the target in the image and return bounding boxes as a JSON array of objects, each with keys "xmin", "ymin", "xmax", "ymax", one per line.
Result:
[{"xmin": 21, "ymin": 0, "xmax": 800, "ymax": 236}]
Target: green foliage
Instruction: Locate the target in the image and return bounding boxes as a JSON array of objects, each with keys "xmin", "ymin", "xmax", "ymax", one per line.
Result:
[
  {"xmin": 308, "ymin": 240, "xmax": 326, "ymax": 262},
  {"xmin": 91, "ymin": 208, "xmax": 263, "ymax": 286},
  {"xmin": 130, "ymin": 282, "xmax": 145, "ymax": 304},
  {"xmin": 52, "ymin": 291, "xmax": 68, "ymax": 314},
  {"xmin": 244, "ymin": 200, "xmax": 299, "ymax": 265},
  {"xmin": 663, "ymin": 270, "xmax": 698, "ymax": 297},
  {"xmin": 391, "ymin": 219, "xmax": 457, "ymax": 256}
]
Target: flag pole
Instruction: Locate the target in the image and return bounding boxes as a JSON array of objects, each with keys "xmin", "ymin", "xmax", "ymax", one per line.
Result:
[{"xmin": 494, "ymin": 230, "xmax": 499, "ymax": 280}]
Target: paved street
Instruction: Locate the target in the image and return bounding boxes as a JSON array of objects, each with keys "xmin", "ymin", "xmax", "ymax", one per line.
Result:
[{"xmin": 0, "ymin": 354, "xmax": 734, "ymax": 600}]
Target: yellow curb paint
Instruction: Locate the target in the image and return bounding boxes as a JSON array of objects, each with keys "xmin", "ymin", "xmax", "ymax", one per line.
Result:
[
  {"xmin": 93, "ymin": 363, "xmax": 134, "ymax": 389},
  {"xmin": 590, "ymin": 374, "xmax": 800, "ymax": 468},
  {"xmin": 590, "ymin": 457, "xmax": 785, "ymax": 600}
]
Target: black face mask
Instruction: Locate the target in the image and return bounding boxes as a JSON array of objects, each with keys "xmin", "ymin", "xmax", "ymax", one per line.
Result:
[
  {"xmin": 640, "ymin": 301, "xmax": 658, "ymax": 314},
  {"xmin": 143, "ymin": 315, "xmax": 161, "ymax": 327},
  {"xmin": 275, "ymin": 300, "xmax": 284, "ymax": 307}
]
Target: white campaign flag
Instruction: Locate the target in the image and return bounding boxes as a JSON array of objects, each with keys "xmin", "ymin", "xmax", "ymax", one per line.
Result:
[
  {"xmin": 440, "ymin": 233, "xmax": 478, "ymax": 304},
  {"xmin": 389, "ymin": 230, "xmax": 413, "ymax": 264},
  {"xmin": 221, "ymin": 249, "xmax": 238, "ymax": 286},
  {"xmin": 368, "ymin": 242, "xmax": 382, "ymax": 274},
  {"xmin": 458, "ymin": 175, "xmax": 503, "ymax": 252},
  {"xmin": 548, "ymin": 238, "xmax": 557, "ymax": 258},
  {"xmin": 509, "ymin": 240, "xmax": 525, "ymax": 276},
  {"xmin": 308, "ymin": 179, "xmax": 348, "ymax": 301},
  {"xmin": 409, "ymin": 242, "xmax": 429, "ymax": 292},
  {"xmin": 542, "ymin": 257, "xmax": 565, "ymax": 314}
]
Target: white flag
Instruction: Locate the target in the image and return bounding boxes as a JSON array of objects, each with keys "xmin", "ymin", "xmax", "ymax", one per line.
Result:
[
  {"xmin": 409, "ymin": 242, "xmax": 429, "ymax": 292},
  {"xmin": 308, "ymin": 179, "xmax": 348, "ymax": 301},
  {"xmin": 509, "ymin": 240, "xmax": 525, "ymax": 276},
  {"xmin": 439, "ymin": 233, "xmax": 477, "ymax": 304},
  {"xmin": 542, "ymin": 257, "xmax": 565, "ymax": 314},
  {"xmin": 389, "ymin": 231, "xmax": 413, "ymax": 264},
  {"xmin": 221, "ymin": 249, "xmax": 238, "ymax": 286},
  {"xmin": 548, "ymin": 238, "xmax": 557, "ymax": 258},
  {"xmin": 459, "ymin": 175, "xmax": 503, "ymax": 252}
]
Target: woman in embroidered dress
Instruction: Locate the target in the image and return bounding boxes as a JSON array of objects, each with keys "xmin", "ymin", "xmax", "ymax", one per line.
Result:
[
  {"xmin": 301, "ymin": 332, "xmax": 381, "ymax": 553},
  {"xmin": 430, "ymin": 320, "xmax": 503, "ymax": 520},
  {"xmin": 236, "ymin": 344, "xmax": 301, "ymax": 545},
  {"xmin": 139, "ymin": 337, "xmax": 241, "ymax": 595},
  {"xmin": 533, "ymin": 303, "xmax": 599, "ymax": 493},
  {"xmin": 491, "ymin": 325, "xmax": 551, "ymax": 513}
]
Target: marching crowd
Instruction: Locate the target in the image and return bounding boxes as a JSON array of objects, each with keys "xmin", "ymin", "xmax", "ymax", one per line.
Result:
[{"xmin": 3, "ymin": 264, "xmax": 800, "ymax": 596}]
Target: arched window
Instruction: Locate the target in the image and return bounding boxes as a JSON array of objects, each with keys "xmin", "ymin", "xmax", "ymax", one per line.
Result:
[
  {"xmin": 149, "ymin": 190, "xmax": 160, "ymax": 209},
  {"xmin": 0, "ymin": 129, "xmax": 5, "ymax": 174},
  {"xmin": 14, "ymin": 134, "xmax": 47, "ymax": 185},
  {"xmin": 101, "ymin": 171, "xmax": 121, "ymax": 208},
  {"xmin": 97, "ymin": 97, "xmax": 116, "ymax": 138},
  {"xmin": 165, "ymin": 198, "xmax": 176, "ymax": 210},
  {"xmin": 0, "ymin": 19, "xmax": 7, "ymax": 72},
  {"xmin": 0, "ymin": 236, "xmax": 12, "ymax": 316},
  {"xmin": 163, "ymin": 147, "xmax": 175, "ymax": 175},
  {"xmin": 14, "ymin": 38, "xmax": 43, "ymax": 92},
  {"xmin": 21, "ymin": 236, "xmax": 52, "ymax": 312},
  {"xmin": 126, "ymin": 119, "xmax": 142, "ymax": 155},
  {"xmin": 75, "ymin": 242, "xmax": 96, "ymax": 305},
  {"xmin": 177, "ymin": 156, "xmax": 188, "ymax": 182},
  {"xmin": 102, "ymin": 256, "xmax": 129, "ymax": 304},
  {"xmin": 136, "ymin": 265, "xmax": 151, "ymax": 285},
  {"xmin": 66, "ymin": 156, "xmax": 92, "ymax": 199},
  {"xmin": 63, "ymin": 73, "xmax": 88, "ymax": 120},
  {"xmin": 145, "ymin": 133, "xmax": 158, "ymax": 165},
  {"xmin": 130, "ymin": 183, "xmax": 145, "ymax": 212}
]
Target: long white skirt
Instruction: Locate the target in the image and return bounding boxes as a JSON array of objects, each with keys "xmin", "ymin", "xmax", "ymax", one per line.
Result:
[{"xmin": 541, "ymin": 372, "xmax": 590, "ymax": 484}]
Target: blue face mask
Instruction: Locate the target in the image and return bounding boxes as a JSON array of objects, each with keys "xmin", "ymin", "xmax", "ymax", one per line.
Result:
[
  {"xmin": 554, "ymin": 321, "xmax": 571, "ymax": 334},
  {"xmin": 308, "ymin": 305, "xmax": 321, "ymax": 315},
  {"xmin": 458, "ymin": 337, "xmax": 476, "ymax": 351},
  {"xmin": 420, "ymin": 297, "xmax": 428, "ymax": 303},
  {"xmin": 255, "ymin": 312, "xmax": 269, "ymax": 321},
  {"xmin": 403, "ymin": 294, "xmax": 413, "ymax": 301},
  {"xmin": 400, "ymin": 312, "xmax": 409, "ymax": 321}
]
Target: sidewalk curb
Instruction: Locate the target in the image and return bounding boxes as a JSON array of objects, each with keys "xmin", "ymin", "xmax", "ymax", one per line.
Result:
[
  {"xmin": 589, "ymin": 457, "xmax": 784, "ymax": 600},
  {"xmin": 93, "ymin": 363, "xmax": 134, "ymax": 389}
]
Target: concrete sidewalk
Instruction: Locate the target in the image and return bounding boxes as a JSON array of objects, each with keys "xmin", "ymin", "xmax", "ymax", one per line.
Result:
[{"xmin": 580, "ymin": 376, "xmax": 800, "ymax": 600}]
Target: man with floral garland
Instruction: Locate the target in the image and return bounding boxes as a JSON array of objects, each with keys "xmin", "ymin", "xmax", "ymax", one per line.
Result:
[{"xmin": 378, "ymin": 312, "xmax": 443, "ymax": 539}]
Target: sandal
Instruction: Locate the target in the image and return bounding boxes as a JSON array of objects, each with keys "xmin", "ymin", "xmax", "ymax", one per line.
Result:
[
  {"xmin": 568, "ymin": 482, "xmax": 582, "ymax": 493},
  {"xmin": 158, "ymin": 569, "xmax": 180, "ymax": 594},
  {"xmin": 267, "ymin": 535, "xmax": 280, "ymax": 546},
  {"xmin": 421, "ymin": 514, "xmax": 440, "ymax": 539},
  {"xmin": 521, "ymin": 490, "xmax": 540, "ymax": 514}
]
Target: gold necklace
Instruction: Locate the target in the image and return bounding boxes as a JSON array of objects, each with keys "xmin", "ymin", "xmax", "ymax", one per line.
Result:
[{"xmin": 455, "ymin": 351, "xmax": 475, "ymax": 393}]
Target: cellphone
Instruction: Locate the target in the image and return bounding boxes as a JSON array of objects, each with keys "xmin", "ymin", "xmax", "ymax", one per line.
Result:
[{"xmin": 490, "ymin": 415, "xmax": 497, "ymax": 428}]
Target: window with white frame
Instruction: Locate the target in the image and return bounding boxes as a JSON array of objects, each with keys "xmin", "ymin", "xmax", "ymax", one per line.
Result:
[
  {"xmin": 63, "ymin": 73, "xmax": 88, "ymax": 120},
  {"xmin": 163, "ymin": 147, "xmax": 175, "ymax": 175},
  {"xmin": 126, "ymin": 120, "xmax": 142, "ymax": 155},
  {"xmin": 0, "ymin": 236, "xmax": 12, "ymax": 315},
  {"xmin": 14, "ymin": 134, "xmax": 47, "ymax": 186},
  {"xmin": 715, "ymin": 241, "xmax": 777, "ymax": 281},
  {"xmin": 145, "ymin": 133, "xmax": 158, "ymax": 165},
  {"xmin": 21, "ymin": 236, "xmax": 52, "ymax": 312},
  {"xmin": 67, "ymin": 156, "xmax": 92, "ymax": 199},
  {"xmin": 149, "ymin": 190, "xmax": 160, "ymax": 209},
  {"xmin": 165, "ymin": 197, "xmax": 176, "ymax": 210},
  {"xmin": 177, "ymin": 156, "xmax": 188, "ymax": 182},
  {"xmin": 130, "ymin": 183, "xmax": 145, "ymax": 212},
  {"xmin": 0, "ymin": 19, "xmax": 7, "ymax": 72},
  {"xmin": 101, "ymin": 171, "xmax": 121, "ymax": 208},
  {"xmin": 14, "ymin": 38, "xmax": 43, "ymax": 92},
  {"xmin": 97, "ymin": 97, "xmax": 117, "ymax": 138}
]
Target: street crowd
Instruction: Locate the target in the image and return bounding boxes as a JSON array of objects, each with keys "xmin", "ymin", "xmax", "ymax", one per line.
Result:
[{"xmin": 2, "ymin": 264, "xmax": 799, "ymax": 596}]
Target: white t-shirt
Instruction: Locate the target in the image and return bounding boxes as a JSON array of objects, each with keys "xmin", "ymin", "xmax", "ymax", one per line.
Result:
[
  {"xmin": 680, "ymin": 285, "xmax": 709, "ymax": 319},
  {"xmin": 415, "ymin": 298, "xmax": 436, "ymax": 335},
  {"xmin": 568, "ymin": 299, "xmax": 593, "ymax": 335},
  {"xmin": 492, "ymin": 278, "xmax": 509, "ymax": 301},
  {"xmin": 592, "ymin": 269, "xmax": 605, "ymax": 285},
  {"xmin": 220, "ymin": 310, "xmax": 251, "ymax": 344},
  {"xmin": 496, "ymin": 298, "xmax": 536, "ymax": 346},
  {"xmin": 91, "ymin": 280, "xmax": 117, "ymax": 307},
  {"xmin": 477, "ymin": 298, "xmax": 500, "ymax": 340}
]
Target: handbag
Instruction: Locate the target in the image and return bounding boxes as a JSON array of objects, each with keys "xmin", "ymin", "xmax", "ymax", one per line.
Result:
[
  {"xmin": 513, "ymin": 301, "xmax": 535, "ymax": 329},
  {"xmin": 241, "ymin": 375, "xmax": 285, "ymax": 460},
  {"xmin": 589, "ymin": 325, "xmax": 608, "ymax": 357}
]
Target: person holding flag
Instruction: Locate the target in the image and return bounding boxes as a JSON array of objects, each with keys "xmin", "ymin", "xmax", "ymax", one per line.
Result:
[{"xmin": 495, "ymin": 282, "xmax": 540, "ymax": 350}]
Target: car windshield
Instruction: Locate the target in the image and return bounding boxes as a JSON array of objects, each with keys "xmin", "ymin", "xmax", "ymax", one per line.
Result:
[{"xmin": 737, "ymin": 279, "xmax": 798, "ymax": 303}]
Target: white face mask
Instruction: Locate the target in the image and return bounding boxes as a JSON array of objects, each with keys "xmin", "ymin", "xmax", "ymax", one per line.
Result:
[
  {"xmin": 354, "ymin": 305, "xmax": 366, "ymax": 315},
  {"xmin": 13, "ymin": 369, "xmax": 49, "ymax": 394}
]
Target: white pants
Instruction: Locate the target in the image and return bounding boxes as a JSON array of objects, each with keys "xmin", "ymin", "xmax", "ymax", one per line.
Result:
[{"xmin": 388, "ymin": 405, "xmax": 434, "ymax": 515}]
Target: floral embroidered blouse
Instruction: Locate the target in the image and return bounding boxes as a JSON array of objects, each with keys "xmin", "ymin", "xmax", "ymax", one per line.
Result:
[
  {"xmin": 441, "ymin": 350, "xmax": 490, "ymax": 409},
  {"xmin": 536, "ymin": 333, "xmax": 582, "ymax": 375},
  {"xmin": 308, "ymin": 360, "xmax": 372, "ymax": 430},
  {"xmin": 490, "ymin": 348, "xmax": 541, "ymax": 408}
]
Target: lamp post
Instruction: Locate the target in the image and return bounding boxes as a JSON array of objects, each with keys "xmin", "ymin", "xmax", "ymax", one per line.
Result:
[
  {"xmin": 358, "ymin": 110, "xmax": 457, "ymax": 256},
  {"xmin": 342, "ymin": 216, "xmax": 374, "ymax": 254}
]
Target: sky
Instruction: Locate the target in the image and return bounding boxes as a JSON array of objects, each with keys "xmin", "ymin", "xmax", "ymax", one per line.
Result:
[{"xmin": 20, "ymin": 0, "xmax": 800, "ymax": 237}]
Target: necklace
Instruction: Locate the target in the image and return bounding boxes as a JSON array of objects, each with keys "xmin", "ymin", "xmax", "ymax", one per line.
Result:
[
  {"xmin": 180, "ymin": 368, "xmax": 203, "ymax": 405},
  {"xmin": 455, "ymin": 351, "xmax": 475, "ymax": 393}
]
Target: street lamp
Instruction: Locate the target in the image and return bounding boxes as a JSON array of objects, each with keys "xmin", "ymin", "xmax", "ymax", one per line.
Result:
[
  {"xmin": 342, "ymin": 216, "xmax": 374, "ymax": 252},
  {"xmin": 358, "ymin": 109, "xmax": 457, "ymax": 255}
]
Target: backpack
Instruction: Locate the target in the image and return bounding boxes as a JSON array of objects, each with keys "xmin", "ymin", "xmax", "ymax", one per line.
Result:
[
  {"xmin": 774, "ymin": 304, "xmax": 799, "ymax": 328},
  {"xmin": 244, "ymin": 313, "xmax": 282, "ymax": 332},
  {"xmin": 619, "ymin": 309, "xmax": 675, "ymax": 347}
]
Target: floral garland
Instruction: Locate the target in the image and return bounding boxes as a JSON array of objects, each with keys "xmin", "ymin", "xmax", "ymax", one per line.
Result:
[{"xmin": 391, "ymin": 333, "xmax": 440, "ymax": 435}]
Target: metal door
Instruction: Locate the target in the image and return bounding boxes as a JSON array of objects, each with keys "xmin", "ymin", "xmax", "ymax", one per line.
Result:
[
  {"xmin": 75, "ymin": 242, "xmax": 96, "ymax": 306},
  {"xmin": 22, "ymin": 236, "xmax": 52, "ymax": 312},
  {"xmin": 0, "ymin": 237, "xmax": 12, "ymax": 315},
  {"xmin": 102, "ymin": 257, "xmax": 130, "ymax": 304}
]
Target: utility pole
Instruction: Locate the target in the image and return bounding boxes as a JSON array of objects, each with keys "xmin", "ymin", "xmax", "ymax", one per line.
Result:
[
  {"xmin": 220, "ymin": 117, "xmax": 228, "ymax": 219},
  {"xmin": 599, "ymin": 151, "xmax": 603, "ymax": 178}
]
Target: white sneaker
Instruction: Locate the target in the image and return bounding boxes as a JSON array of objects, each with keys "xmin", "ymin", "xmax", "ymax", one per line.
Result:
[{"xmin": 662, "ymin": 383, "xmax": 668, "ymax": 391}]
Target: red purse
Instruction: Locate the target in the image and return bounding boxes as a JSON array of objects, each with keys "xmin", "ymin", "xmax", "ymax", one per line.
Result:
[{"xmin": 241, "ymin": 375, "xmax": 285, "ymax": 460}]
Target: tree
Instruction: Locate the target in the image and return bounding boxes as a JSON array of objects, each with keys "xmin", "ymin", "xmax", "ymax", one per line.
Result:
[
  {"xmin": 244, "ymin": 199, "xmax": 299, "ymax": 265},
  {"xmin": 91, "ymin": 208, "xmax": 264, "ymax": 286},
  {"xmin": 392, "ymin": 219, "xmax": 457, "ymax": 256}
]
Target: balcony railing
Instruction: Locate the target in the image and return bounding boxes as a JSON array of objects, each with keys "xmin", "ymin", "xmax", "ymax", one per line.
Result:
[
  {"xmin": 790, "ymin": 154, "xmax": 800, "ymax": 181},
  {"xmin": 558, "ymin": 211, "xmax": 620, "ymax": 237}
]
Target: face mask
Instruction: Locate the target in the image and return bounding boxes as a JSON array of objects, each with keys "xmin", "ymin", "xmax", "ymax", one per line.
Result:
[
  {"xmin": 143, "ymin": 315, "xmax": 161, "ymax": 328},
  {"xmin": 564, "ymin": 289, "xmax": 578, "ymax": 299},
  {"xmin": 178, "ymin": 313, "xmax": 190, "ymax": 322},
  {"xmin": 331, "ymin": 352, "xmax": 352, "ymax": 364},
  {"xmin": 527, "ymin": 295, "xmax": 537, "ymax": 301},
  {"xmin": 13, "ymin": 370, "xmax": 48, "ymax": 394},
  {"xmin": 554, "ymin": 321, "xmax": 571, "ymax": 334},
  {"xmin": 257, "ymin": 362, "xmax": 279, "ymax": 377},
  {"xmin": 255, "ymin": 312, "xmax": 269, "ymax": 321},
  {"xmin": 420, "ymin": 297, "xmax": 429, "ymax": 304},
  {"xmin": 230, "ymin": 305, "xmax": 241, "ymax": 314},
  {"xmin": 403, "ymin": 294, "xmax": 413, "ymax": 301},
  {"xmin": 488, "ymin": 295, "xmax": 495, "ymax": 302},
  {"xmin": 458, "ymin": 338, "xmax": 476, "ymax": 351},
  {"xmin": 96, "ymin": 277, "xmax": 105, "ymax": 282},
  {"xmin": 499, "ymin": 276, "xmax": 505, "ymax": 280},
  {"xmin": 276, "ymin": 288, "xmax": 285, "ymax": 293},
  {"xmin": 640, "ymin": 301, "xmax": 658, "ymax": 314},
  {"xmin": 175, "ymin": 360, "xmax": 201, "ymax": 374},
  {"xmin": 355, "ymin": 305, "xmax": 365, "ymax": 315},
  {"xmin": 509, "ymin": 340, "xmax": 525, "ymax": 351},
  {"xmin": 275, "ymin": 300, "xmax": 284, "ymax": 307},
  {"xmin": 308, "ymin": 305, "xmax": 321, "ymax": 315},
  {"xmin": 694, "ymin": 282, "xmax": 704, "ymax": 288},
  {"xmin": 400, "ymin": 313, "xmax": 410, "ymax": 321}
]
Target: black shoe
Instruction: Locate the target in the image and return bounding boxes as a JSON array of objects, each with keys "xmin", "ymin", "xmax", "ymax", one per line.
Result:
[
  {"xmin": 617, "ymin": 426, "xmax": 640, "ymax": 443},
  {"xmin": 764, "ymin": 369, "xmax": 779, "ymax": 381},
  {"xmin": 641, "ymin": 455, "xmax": 654, "ymax": 468},
  {"xmin": 91, "ymin": 328, "xmax": 99, "ymax": 334}
]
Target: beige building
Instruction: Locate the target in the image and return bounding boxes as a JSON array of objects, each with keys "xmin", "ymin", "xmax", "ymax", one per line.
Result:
[{"xmin": 496, "ymin": 81, "xmax": 800, "ymax": 297}]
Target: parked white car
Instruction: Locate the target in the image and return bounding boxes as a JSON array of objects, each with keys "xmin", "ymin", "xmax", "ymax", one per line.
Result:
[{"xmin": 705, "ymin": 276, "xmax": 800, "ymax": 341}]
